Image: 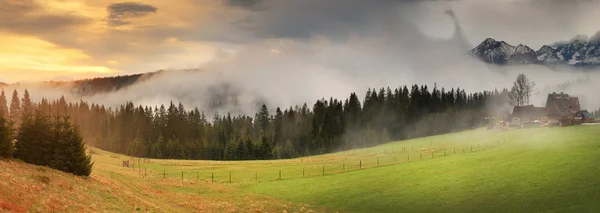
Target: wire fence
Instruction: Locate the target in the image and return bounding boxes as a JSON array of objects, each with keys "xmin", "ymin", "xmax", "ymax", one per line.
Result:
[{"xmin": 122, "ymin": 139, "xmax": 511, "ymax": 184}]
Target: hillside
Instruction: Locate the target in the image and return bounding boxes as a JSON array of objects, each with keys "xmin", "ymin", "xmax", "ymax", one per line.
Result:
[
  {"xmin": 42, "ymin": 71, "xmax": 163, "ymax": 96},
  {"xmin": 0, "ymin": 149, "xmax": 316, "ymax": 213},
  {"xmin": 246, "ymin": 125, "xmax": 600, "ymax": 212},
  {"xmin": 3, "ymin": 125, "xmax": 600, "ymax": 212},
  {"xmin": 0, "ymin": 70, "xmax": 166, "ymax": 96}
]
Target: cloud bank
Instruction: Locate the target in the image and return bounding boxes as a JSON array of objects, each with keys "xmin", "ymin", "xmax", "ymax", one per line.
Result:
[{"xmin": 1, "ymin": 0, "xmax": 600, "ymax": 115}]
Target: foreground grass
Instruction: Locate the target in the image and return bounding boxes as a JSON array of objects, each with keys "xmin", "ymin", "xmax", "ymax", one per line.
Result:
[
  {"xmin": 3, "ymin": 125, "xmax": 600, "ymax": 212},
  {"xmin": 1, "ymin": 152, "xmax": 319, "ymax": 212},
  {"xmin": 245, "ymin": 125, "xmax": 600, "ymax": 212}
]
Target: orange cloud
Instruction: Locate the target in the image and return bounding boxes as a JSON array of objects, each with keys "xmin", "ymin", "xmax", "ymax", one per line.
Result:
[{"xmin": 0, "ymin": 33, "xmax": 115, "ymax": 81}]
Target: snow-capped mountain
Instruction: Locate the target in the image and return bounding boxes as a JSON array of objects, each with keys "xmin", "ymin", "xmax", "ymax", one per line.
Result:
[
  {"xmin": 469, "ymin": 38, "xmax": 600, "ymax": 68},
  {"xmin": 554, "ymin": 40, "xmax": 600, "ymax": 66},
  {"xmin": 468, "ymin": 38, "xmax": 516, "ymax": 64},
  {"xmin": 536, "ymin": 45, "xmax": 560, "ymax": 63},
  {"xmin": 508, "ymin": 44, "xmax": 541, "ymax": 64}
]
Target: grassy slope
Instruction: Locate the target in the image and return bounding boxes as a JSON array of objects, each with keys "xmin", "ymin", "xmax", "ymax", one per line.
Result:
[
  {"xmin": 0, "ymin": 150, "xmax": 318, "ymax": 212},
  {"xmin": 245, "ymin": 125, "xmax": 600, "ymax": 213},
  {"xmin": 2, "ymin": 125, "xmax": 599, "ymax": 212}
]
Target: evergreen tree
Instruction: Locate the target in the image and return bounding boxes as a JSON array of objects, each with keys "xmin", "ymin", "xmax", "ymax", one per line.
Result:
[
  {"xmin": 10, "ymin": 90, "xmax": 21, "ymax": 127},
  {"xmin": 14, "ymin": 112, "xmax": 53, "ymax": 165},
  {"xmin": 0, "ymin": 90, "xmax": 8, "ymax": 119},
  {"xmin": 273, "ymin": 107, "xmax": 284, "ymax": 146},
  {"xmin": 257, "ymin": 104, "xmax": 270, "ymax": 137},
  {"xmin": 245, "ymin": 137, "xmax": 254, "ymax": 160},
  {"xmin": 0, "ymin": 114, "xmax": 14, "ymax": 158},
  {"xmin": 282, "ymin": 140, "xmax": 295, "ymax": 159},
  {"xmin": 235, "ymin": 139, "xmax": 248, "ymax": 160},
  {"xmin": 260, "ymin": 136, "xmax": 272, "ymax": 160},
  {"xmin": 21, "ymin": 89, "xmax": 34, "ymax": 122},
  {"xmin": 49, "ymin": 117, "xmax": 93, "ymax": 176}
]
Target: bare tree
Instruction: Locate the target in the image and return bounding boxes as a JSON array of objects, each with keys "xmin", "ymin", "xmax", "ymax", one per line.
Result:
[{"xmin": 508, "ymin": 74, "xmax": 536, "ymax": 106}]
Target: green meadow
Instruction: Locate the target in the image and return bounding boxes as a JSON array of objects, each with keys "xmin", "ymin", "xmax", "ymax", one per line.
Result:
[{"xmin": 4, "ymin": 125, "xmax": 600, "ymax": 212}]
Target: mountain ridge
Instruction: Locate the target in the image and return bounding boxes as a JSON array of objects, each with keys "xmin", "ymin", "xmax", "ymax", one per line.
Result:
[{"xmin": 470, "ymin": 37, "xmax": 600, "ymax": 68}]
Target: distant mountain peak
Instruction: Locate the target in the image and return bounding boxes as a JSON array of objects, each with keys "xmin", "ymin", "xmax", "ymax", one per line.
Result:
[
  {"xmin": 509, "ymin": 44, "xmax": 540, "ymax": 64},
  {"xmin": 469, "ymin": 38, "xmax": 516, "ymax": 65},
  {"xmin": 482, "ymin": 37, "xmax": 497, "ymax": 44},
  {"xmin": 470, "ymin": 37, "xmax": 600, "ymax": 68}
]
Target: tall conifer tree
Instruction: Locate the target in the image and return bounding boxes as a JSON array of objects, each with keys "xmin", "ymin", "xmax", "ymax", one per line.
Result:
[{"xmin": 0, "ymin": 114, "xmax": 14, "ymax": 158}]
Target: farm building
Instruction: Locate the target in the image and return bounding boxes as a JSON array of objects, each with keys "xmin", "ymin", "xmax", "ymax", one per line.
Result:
[
  {"xmin": 545, "ymin": 92, "xmax": 581, "ymax": 121},
  {"xmin": 574, "ymin": 110, "xmax": 595, "ymax": 123},
  {"xmin": 511, "ymin": 105, "xmax": 546, "ymax": 122},
  {"xmin": 510, "ymin": 92, "xmax": 595, "ymax": 127}
]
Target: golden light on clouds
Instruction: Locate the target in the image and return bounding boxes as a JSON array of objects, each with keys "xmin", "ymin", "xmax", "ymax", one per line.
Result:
[
  {"xmin": 0, "ymin": 33, "xmax": 114, "ymax": 74},
  {"xmin": 106, "ymin": 60, "xmax": 120, "ymax": 65},
  {"xmin": 0, "ymin": 0, "xmax": 233, "ymax": 82}
]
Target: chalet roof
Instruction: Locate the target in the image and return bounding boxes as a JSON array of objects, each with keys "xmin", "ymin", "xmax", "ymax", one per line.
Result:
[
  {"xmin": 576, "ymin": 110, "xmax": 595, "ymax": 119},
  {"xmin": 569, "ymin": 97, "xmax": 581, "ymax": 111},
  {"xmin": 512, "ymin": 105, "xmax": 545, "ymax": 120},
  {"xmin": 545, "ymin": 92, "xmax": 580, "ymax": 117},
  {"xmin": 545, "ymin": 92, "xmax": 569, "ymax": 109}
]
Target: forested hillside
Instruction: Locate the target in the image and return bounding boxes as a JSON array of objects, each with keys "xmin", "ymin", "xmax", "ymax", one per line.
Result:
[
  {"xmin": 1, "ymin": 86, "xmax": 508, "ymax": 160},
  {"xmin": 1, "ymin": 70, "xmax": 164, "ymax": 96}
]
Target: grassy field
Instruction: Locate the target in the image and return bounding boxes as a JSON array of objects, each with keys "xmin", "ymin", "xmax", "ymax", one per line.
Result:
[{"xmin": 2, "ymin": 125, "xmax": 600, "ymax": 212}]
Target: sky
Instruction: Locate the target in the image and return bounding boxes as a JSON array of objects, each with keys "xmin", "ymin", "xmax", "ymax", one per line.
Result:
[{"xmin": 1, "ymin": 0, "xmax": 600, "ymax": 83}]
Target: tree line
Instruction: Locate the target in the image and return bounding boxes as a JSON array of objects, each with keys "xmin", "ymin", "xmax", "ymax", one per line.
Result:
[
  {"xmin": 0, "ymin": 90, "xmax": 93, "ymax": 176},
  {"xmin": 1, "ymin": 85, "xmax": 508, "ymax": 161}
]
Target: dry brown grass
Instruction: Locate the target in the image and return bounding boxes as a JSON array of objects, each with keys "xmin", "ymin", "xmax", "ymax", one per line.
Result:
[
  {"xmin": 0, "ymin": 160, "xmax": 130, "ymax": 212},
  {"xmin": 0, "ymin": 158, "xmax": 323, "ymax": 213}
]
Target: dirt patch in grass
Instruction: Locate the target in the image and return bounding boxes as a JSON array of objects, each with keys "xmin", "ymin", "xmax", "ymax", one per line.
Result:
[{"xmin": 34, "ymin": 175, "xmax": 51, "ymax": 184}]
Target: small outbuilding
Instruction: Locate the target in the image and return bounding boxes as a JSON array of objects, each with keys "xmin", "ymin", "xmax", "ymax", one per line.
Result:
[{"xmin": 574, "ymin": 110, "xmax": 595, "ymax": 123}]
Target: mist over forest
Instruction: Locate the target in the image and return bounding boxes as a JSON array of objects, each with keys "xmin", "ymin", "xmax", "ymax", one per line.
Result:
[{"xmin": 2, "ymin": 0, "xmax": 600, "ymax": 160}]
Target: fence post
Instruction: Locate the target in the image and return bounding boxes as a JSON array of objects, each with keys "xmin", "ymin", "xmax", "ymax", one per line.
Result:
[
  {"xmin": 454, "ymin": 148, "xmax": 455, "ymax": 154},
  {"xmin": 377, "ymin": 157, "xmax": 379, "ymax": 166},
  {"xmin": 430, "ymin": 141, "xmax": 431, "ymax": 147},
  {"xmin": 407, "ymin": 154, "xmax": 410, "ymax": 162},
  {"xmin": 394, "ymin": 156, "xmax": 396, "ymax": 162},
  {"xmin": 256, "ymin": 172, "xmax": 258, "ymax": 182},
  {"xmin": 197, "ymin": 172, "xmax": 199, "ymax": 181},
  {"xmin": 163, "ymin": 170, "xmax": 165, "ymax": 179},
  {"xmin": 322, "ymin": 165, "xmax": 325, "ymax": 175},
  {"xmin": 444, "ymin": 150, "xmax": 446, "ymax": 156},
  {"xmin": 181, "ymin": 171, "xmax": 183, "ymax": 181},
  {"xmin": 471, "ymin": 146, "xmax": 473, "ymax": 151},
  {"xmin": 279, "ymin": 170, "xmax": 281, "ymax": 180},
  {"xmin": 360, "ymin": 160, "xmax": 362, "ymax": 169},
  {"xmin": 463, "ymin": 148, "xmax": 465, "ymax": 154},
  {"xmin": 212, "ymin": 172, "xmax": 214, "ymax": 182},
  {"xmin": 229, "ymin": 172, "xmax": 232, "ymax": 183},
  {"xmin": 420, "ymin": 153, "xmax": 422, "ymax": 159},
  {"xmin": 145, "ymin": 168, "xmax": 147, "ymax": 177},
  {"xmin": 432, "ymin": 152, "xmax": 434, "ymax": 158},
  {"xmin": 343, "ymin": 163, "xmax": 345, "ymax": 171},
  {"xmin": 302, "ymin": 168, "xmax": 305, "ymax": 177}
]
